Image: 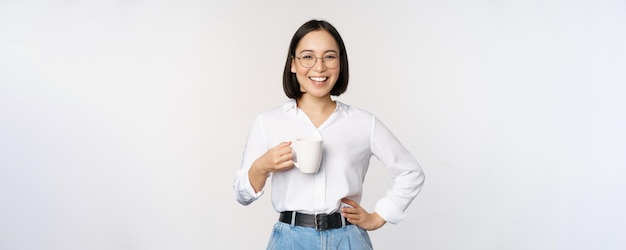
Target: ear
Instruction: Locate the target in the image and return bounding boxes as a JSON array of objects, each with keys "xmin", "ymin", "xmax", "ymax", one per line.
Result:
[{"xmin": 291, "ymin": 57, "xmax": 296, "ymax": 73}]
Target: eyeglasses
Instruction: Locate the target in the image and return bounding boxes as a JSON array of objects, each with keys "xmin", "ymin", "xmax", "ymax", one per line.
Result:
[{"xmin": 295, "ymin": 53, "xmax": 340, "ymax": 69}]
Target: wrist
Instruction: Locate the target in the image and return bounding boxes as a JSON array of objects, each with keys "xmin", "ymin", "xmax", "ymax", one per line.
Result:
[
  {"xmin": 250, "ymin": 161, "xmax": 270, "ymax": 177},
  {"xmin": 373, "ymin": 212, "xmax": 387, "ymax": 228}
]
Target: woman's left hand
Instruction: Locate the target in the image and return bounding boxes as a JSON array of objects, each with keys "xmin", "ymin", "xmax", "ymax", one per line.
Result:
[{"xmin": 341, "ymin": 198, "xmax": 386, "ymax": 231}]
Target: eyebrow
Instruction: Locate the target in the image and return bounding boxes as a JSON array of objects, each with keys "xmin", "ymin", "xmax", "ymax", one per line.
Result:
[{"xmin": 298, "ymin": 49, "xmax": 339, "ymax": 54}]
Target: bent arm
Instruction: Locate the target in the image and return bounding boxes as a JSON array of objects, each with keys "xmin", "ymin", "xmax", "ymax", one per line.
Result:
[
  {"xmin": 233, "ymin": 115, "xmax": 269, "ymax": 205},
  {"xmin": 370, "ymin": 117, "xmax": 425, "ymax": 224}
]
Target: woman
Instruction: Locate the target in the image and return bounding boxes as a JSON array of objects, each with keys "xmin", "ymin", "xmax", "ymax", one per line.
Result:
[{"xmin": 234, "ymin": 19, "xmax": 425, "ymax": 249}]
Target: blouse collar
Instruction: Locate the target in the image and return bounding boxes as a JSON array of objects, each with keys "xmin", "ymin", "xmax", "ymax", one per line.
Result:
[{"xmin": 282, "ymin": 99, "xmax": 349, "ymax": 115}]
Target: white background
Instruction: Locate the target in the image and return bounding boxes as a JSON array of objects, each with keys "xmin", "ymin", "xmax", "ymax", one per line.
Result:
[{"xmin": 1, "ymin": 0, "xmax": 624, "ymax": 249}]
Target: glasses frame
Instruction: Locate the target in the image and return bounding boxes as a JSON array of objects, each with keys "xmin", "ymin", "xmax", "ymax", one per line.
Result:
[{"xmin": 294, "ymin": 53, "xmax": 340, "ymax": 69}]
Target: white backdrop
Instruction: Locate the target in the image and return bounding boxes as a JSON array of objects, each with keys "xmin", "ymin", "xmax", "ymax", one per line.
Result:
[{"xmin": 1, "ymin": 0, "xmax": 624, "ymax": 249}]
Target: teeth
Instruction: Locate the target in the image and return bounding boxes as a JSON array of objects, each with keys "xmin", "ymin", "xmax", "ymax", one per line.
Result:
[{"xmin": 309, "ymin": 77, "xmax": 327, "ymax": 82}]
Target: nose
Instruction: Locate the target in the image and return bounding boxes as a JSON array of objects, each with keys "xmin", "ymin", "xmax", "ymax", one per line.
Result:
[{"xmin": 313, "ymin": 57, "xmax": 327, "ymax": 72}]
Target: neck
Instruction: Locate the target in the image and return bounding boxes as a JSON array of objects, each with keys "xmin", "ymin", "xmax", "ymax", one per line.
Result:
[{"xmin": 297, "ymin": 95, "xmax": 335, "ymax": 115}]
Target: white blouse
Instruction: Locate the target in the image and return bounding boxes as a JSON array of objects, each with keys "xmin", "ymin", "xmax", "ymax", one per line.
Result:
[{"xmin": 234, "ymin": 99, "xmax": 424, "ymax": 224}]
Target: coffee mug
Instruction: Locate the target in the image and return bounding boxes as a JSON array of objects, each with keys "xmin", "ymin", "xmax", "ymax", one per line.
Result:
[{"xmin": 292, "ymin": 138, "xmax": 323, "ymax": 174}]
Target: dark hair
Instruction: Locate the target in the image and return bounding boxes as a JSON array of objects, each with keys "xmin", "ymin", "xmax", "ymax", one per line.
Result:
[{"xmin": 283, "ymin": 20, "xmax": 349, "ymax": 99}]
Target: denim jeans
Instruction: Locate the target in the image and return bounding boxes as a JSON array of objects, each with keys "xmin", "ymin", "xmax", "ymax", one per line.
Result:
[{"xmin": 266, "ymin": 221, "xmax": 374, "ymax": 250}]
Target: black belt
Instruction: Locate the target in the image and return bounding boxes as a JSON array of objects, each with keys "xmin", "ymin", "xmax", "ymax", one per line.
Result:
[{"xmin": 279, "ymin": 211, "xmax": 351, "ymax": 231}]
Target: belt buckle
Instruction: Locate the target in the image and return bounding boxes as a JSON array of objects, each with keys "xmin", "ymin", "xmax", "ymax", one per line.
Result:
[{"xmin": 314, "ymin": 214, "xmax": 328, "ymax": 231}]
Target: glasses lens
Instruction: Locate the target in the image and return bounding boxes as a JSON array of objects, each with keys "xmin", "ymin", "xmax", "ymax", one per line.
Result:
[
  {"xmin": 298, "ymin": 54, "xmax": 315, "ymax": 68},
  {"xmin": 323, "ymin": 54, "xmax": 339, "ymax": 69}
]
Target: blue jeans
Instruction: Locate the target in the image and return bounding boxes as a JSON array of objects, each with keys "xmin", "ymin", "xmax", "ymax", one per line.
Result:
[{"xmin": 266, "ymin": 221, "xmax": 374, "ymax": 250}]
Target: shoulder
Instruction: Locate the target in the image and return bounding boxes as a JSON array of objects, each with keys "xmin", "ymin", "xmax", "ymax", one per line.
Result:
[
  {"xmin": 254, "ymin": 99, "xmax": 296, "ymax": 120},
  {"xmin": 336, "ymin": 100, "xmax": 376, "ymax": 119}
]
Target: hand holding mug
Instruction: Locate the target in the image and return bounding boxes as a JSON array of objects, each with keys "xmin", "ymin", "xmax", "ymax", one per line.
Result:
[{"xmin": 254, "ymin": 141, "xmax": 295, "ymax": 174}]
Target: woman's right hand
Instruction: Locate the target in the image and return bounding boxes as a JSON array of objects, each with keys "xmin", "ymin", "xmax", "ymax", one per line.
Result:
[
  {"xmin": 248, "ymin": 141, "xmax": 294, "ymax": 193},
  {"xmin": 251, "ymin": 141, "xmax": 295, "ymax": 175}
]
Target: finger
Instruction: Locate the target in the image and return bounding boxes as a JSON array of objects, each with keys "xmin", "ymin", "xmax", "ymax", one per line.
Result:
[
  {"xmin": 279, "ymin": 153, "xmax": 293, "ymax": 162},
  {"xmin": 341, "ymin": 198, "xmax": 360, "ymax": 208},
  {"xmin": 342, "ymin": 207, "xmax": 359, "ymax": 215},
  {"xmin": 277, "ymin": 160, "xmax": 294, "ymax": 171},
  {"xmin": 342, "ymin": 212, "xmax": 359, "ymax": 221},
  {"xmin": 276, "ymin": 146, "xmax": 293, "ymax": 156},
  {"xmin": 282, "ymin": 159, "xmax": 294, "ymax": 167},
  {"xmin": 343, "ymin": 212, "xmax": 364, "ymax": 225},
  {"xmin": 274, "ymin": 141, "xmax": 292, "ymax": 149},
  {"xmin": 341, "ymin": 207, "xmax": 360, "ymax": 217},
  {"xmin": 270, "ymin": 148, "xmax": 292, "ymax": 163},
  {"xmin": 283, "ymin": 161, "xmax": 294, "ymax": 170}
]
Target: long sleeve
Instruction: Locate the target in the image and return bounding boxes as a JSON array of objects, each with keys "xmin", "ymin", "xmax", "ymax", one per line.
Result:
[
  {"xmin": 234, "ymin": 115, "xmax": 269, "ymax": 205},
  {"xmin": 370, "ymin": 117, "xmax": 425, "ymax": 224}
]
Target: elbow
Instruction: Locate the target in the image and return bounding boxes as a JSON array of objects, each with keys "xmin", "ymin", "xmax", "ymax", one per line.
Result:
[
  {"xmin": 234, "ymin": 189, "xmax": 260, "ymax": 206},
  {"xmin": 237, "ymin": 199, "xmax": 253, "ymax": 206}
]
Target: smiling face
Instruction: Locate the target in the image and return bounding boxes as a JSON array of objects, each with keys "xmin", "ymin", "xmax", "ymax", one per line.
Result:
[{"xmin": 290, "ymin": 30, "xmax": 340, "ymax": 100}]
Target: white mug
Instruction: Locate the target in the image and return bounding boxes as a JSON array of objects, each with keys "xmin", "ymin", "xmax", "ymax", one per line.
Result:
[{"xmin": 292, "ymin": 138, "xmax": 323, "ymax": 174}]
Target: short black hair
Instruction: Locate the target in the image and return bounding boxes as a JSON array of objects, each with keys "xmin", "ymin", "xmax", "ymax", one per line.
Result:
[{"xmin": 283, "ymin": 20, "xmax": 349, "ymax": 99}]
